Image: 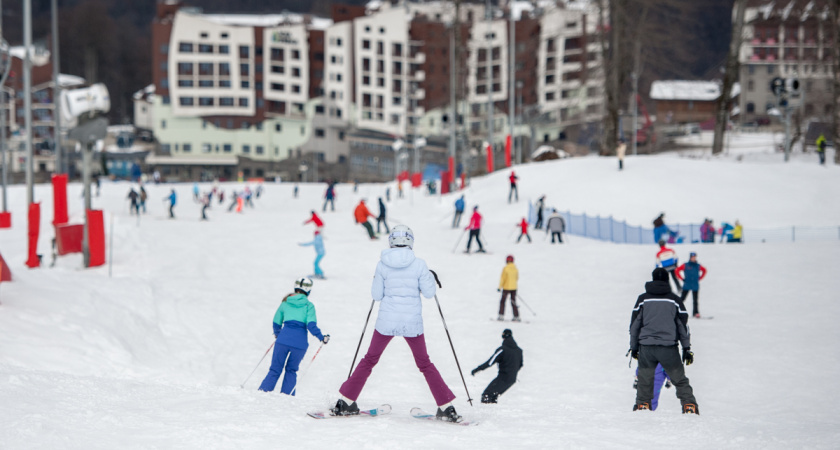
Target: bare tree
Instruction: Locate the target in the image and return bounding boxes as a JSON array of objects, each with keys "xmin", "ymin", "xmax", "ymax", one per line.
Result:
[{"xmin": 712, "ymin": 0, "xmax": 747, "ymax": 155}]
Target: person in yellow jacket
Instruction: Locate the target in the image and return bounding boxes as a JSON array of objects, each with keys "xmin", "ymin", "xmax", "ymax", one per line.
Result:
[
  {"xmin": 497, "ymin": 255, "xmax": 520, "ymax": 322},
  {"xmin": 731, "ymin": 220, "xmax": 743, "ymax": 243}
]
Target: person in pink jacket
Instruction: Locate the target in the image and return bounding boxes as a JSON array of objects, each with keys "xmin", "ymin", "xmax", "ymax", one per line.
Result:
[{"xmin": 464, "ymin": 206, "xmax": 486, "ymax": 253}]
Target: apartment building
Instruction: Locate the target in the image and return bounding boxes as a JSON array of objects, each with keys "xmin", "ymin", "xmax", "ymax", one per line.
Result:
[{"xmin": 738, "ymin": 0, "xmax": 834, "ymax": 124}]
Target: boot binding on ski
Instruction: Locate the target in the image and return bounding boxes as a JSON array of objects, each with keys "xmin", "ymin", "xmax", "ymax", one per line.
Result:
[
  {"xmin": 436, "ymin": 405, "xmax": 463, "ymax": 423},
  {"xmin": 633, "ymin": 402, "xmax": 651, "ymax": 411},
  {"xmin": 331, "ymin": 399, "xmax": 360, "ymax": 416},
  {"xmin": 682, "ymin": 403, "xmax": 699, "ymax": 415}
]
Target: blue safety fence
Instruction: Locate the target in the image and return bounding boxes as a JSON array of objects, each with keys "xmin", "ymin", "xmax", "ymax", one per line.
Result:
[{"xmin": 558, "ymin": 211, "xmax": 840, "ymax": 244}]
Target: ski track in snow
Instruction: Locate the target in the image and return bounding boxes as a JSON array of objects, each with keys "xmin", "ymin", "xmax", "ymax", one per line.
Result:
[{"xmin": 1, "ymin": 148, "xmax": 839, "ymax": 448}]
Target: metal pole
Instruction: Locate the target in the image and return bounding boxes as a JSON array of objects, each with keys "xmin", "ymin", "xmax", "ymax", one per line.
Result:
[
  {"xmin": 783, "ymin": 106, "xmax": 791, "ymax": 162},
  {"xmin": 508, "ymin": 4, "xmax": 515, "ymax": 165},
  {"xmin": 108, "ymin": 213, "xmax": 113, "ymax": 277},
  {"xmin": 449, "ymin": 23, "xmax": 456, "ymax": 192},
  {"xmin": 631, "ymin": 73, "xmax": 639, "ymax": 156},
  {"xmin": 82, "ymin": 141, "xmax": 92, "ymax": 267},
  {"xmin": 485, "ymin": 0, "xmax": 493, "ymax": 168},
  {"xmin": 0, "ymin": 0, "xmax": 8, "ymax": 212},
  {"xmin": 24, "ymin": 0, "xmax": 34, "ymax": 205},
  {"xmin": 52, "ymin": 0, "xmax": 62, "ymax": 174}
]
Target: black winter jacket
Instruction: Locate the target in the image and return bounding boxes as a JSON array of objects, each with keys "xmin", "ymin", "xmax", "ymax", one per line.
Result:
[
  {"xmin": 474, "ymin": 336, "xmax": 523, "ymax": 379},
  {"xmin": 629, "ymin": 280, "xmax": 690, "ymax": 350}
]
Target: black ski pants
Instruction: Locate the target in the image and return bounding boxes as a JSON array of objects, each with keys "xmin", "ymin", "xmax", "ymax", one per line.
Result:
[
  {"xmin": 482, "ymin": 374, "xmax": 517, "ymax": 403},
  {"xmin": 667, "ymin": 269, "xmax": 682, "ymax": 292},
  {"xmin": 517, "ymin": 232, "xmax": 531, "ymax": 243},
  {"xmin": 534, "ymin": 213, "xmax": 543, "ymax": 229},
  {"xmin": 499, "ymin": 290, "xmax": 519, "ymax": 317},
  {"xmin": 466, "ymin": 229, "xmax": 483, "ymax": 251},
  {"xmin": 169, "ymin": 204, "xmax": 175, "ymax": 218},
  {"xmin": 508, "ymin": 184, "xmax": 518, "ymax": 203},
  {"xmin": 551, "ymin": 231, "xmax": 563, "ymax": 243},
  {"xmin": 361, "ymin": 221, "xmax": 376, "ymax": 238},
  {"xmin": 635, "ymin": 344, "xmax": 696, "ymax": 407},
  {"xmin": 376, "ymin": 215, "xmax": 389, "ymax": 234},
  {"xmin": 681, "ymin": 289, "xmax": 700, "ymax": 316}
]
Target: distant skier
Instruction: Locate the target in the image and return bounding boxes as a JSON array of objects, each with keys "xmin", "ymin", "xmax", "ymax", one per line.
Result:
[
  {"xmin": 546, "ymin": 209, "xmax": 565, "ymax": 244},
  {"xmin": 676, "ymin": 252, "xmax": 707, "ymax": 318},
  {"xmin": 497, "ymin": 255, "xmax": 520, "ymax": 322},
  {"xmin": 453, "ymin": 195, "xmax": 465, "ymax": 228},
  {"xmin": 218, "ymin": 190, "xmax": 225, "ymax": 205},
  {"xmin": 471, "ymin": 329, "xmax": 523, "ymax": 404},
  {"xmin": 464, "ymin": 206, "xmax": 485, "ymax": 253},
  {"xmin": 323, "ymin": 181, "xmax": 336, "ymax": 212},
  {"xmin": 376, "ymin": 197, "xmax": 390, "ymax": 234},
  {"xmin": 304, "ymin": 210, "xmax": 324, "ymax": 229},
  {"xmin": 294, "ymin": 185, "xmax": 299, "ymax": 199},
  {"xmin": 165, "ymin": 189, "xmax": 177, "ymax": 219},
  {"xmin": 731, "ymin": 220, "xmax": 743, "ymax": 243},
  {"xmin": 354, "ymin": 199, "xmax": 377, "ymax": 240},
  {"xmin": 398, "ymin": 181, "xmax": 404, "ymax": 198},
  {"xmin": 331, "ymin": 225, "xmax": 462, "ymax": 423},
  {"xmin": 699, "ymin": 219, "xmax": 715, "ymax": 243},
  {"xmin": 652, "ymin": 213, "xmax": 676, "ymax": 243},
  {"xmin": 192, "ymin": 182, "xmax": 200, "ymax": 202},
  {"xmin": 244, "ymin": 186, "xmax": 254, "ymax": 208},
  {"xmin": 508, "ymin": 171, "xmax": 519, "ymax": 203},
  {"xmin": 534, "ymin": 196, "xmax": 545, "ymax": 229},
  {"xmin": 258, "ymin": 277, "xmax": 329, "ymax": 395},
  {"xmin": 139, "ymin": 185, "xmax": 148, "ymax": 214},
  {"xmin": 227, "ymin": 191, "xmax": 238, "ymax": 212},
  {"xmin": 516, "ymin": 218, "xmax": 531, "ymax": 243},
  {"xmin": 816, "ymin": 133, "xmax": 826, "ymax": 165},
  {"xmin": 629, "ymin": 267, "xmax": 698, "ymax": 414},
  {"xmin": 655, "ymin": 240, "xmax": 682, "ymax": 293},
  {"xmin": 255, "ymin": 184, "xmax": 264, "ymax": 199},
  {"xmin": 386, "ymin": 186, "xmax": 391, "ymax": 202},
  {"xmin": 127, "ymin": 188, "xmax": 140, "ymax": 215},
  {"xmin": 299, "ymin": 230, "xmax": 326, "ymax": 279},
  {"xmin": 200, "ymin": 193, "xmax": 210, "ymax": 220},
  {"xmin": 617, "ymin": 138, "xmax": 626, "ymax": 171}
]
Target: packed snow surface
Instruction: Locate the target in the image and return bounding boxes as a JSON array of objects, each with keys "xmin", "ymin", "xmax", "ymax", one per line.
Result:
[{"xmin": 1, "ymin": 150, "xmax": 839, "ymax": 449}]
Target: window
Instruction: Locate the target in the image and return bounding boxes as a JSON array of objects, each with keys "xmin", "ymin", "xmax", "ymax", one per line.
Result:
[
  {"xmin": 363, "ymin": 39, "xmax": 371, "ymax": 49},
  {"xmin": 223, "ymin": 144, "xmax": 232, "ymax": 152},
  {"xmin": 393, "ymin": 61, "xmax": 402, "ymax": 75},
  {"xmin": 220, "ymin": 97, "xmax": 234, "ymax": 106},
  {"xmin": 390, "ymin": 114, "xmax": 400, "ymax": 125},
  {"xmin": 219, "ymin": 63, "xmax": 231, "ymax": 76},
  {"xmin": 363, "ymin": 93, "xmax": 372, "ymax": 107},
  {"xmin": 271, "ymin": 65, "xmax": 285, "ymax": 74},
  {"xmin": 376, "ymin": 95, "xmax": 384, "ymax": 108},
  {"xmin": 199, "ymin": 79, "xmax": 213, "ymax": 88},
  {"xmin": 241, "ymin": 81, "xmax": 250, "ymax": 88},
  {"xmin": 491, "ymin": 47, "xmax": 501, "ymax": 60},
  {"xmin": 271, "ymin": 83, "xmax": 285, "ymax": 92},
  {"xmin": 292, "ymin": 85, "xmax": 301, "ymax": 93},
  {"xmin": 178, "ymin": 79, "xmax": 194, "ymax": 88},
  {"xmin": 747, "ymin": 80, "xmax": 754, "ymax": 92},
  {"xmin": 202, "ymin": 143, "xmax": 212, "ymax": 153},
  {"xmin": 748, "ymin": 64, "xmax": 755, "ymax": 74},
  {"xmin": 393, "ymin": 43, "xmax": 403, "ymax": 57},
  {"xmin": 393, "ymin": 79, "xmax": 402, "ymax": 93},
  {"xmin": 363, "ymin": 76, "xmax": 371, "ymax": 86},
  {"xmin": 219, "ymin": 45, "xmax": 229, "ymax": 54},
  {"xmin": 377, "ymin": 78, "xmax": 385, "ymax": 87},
  {"xmin": 179, "ymin": 97, "xmax": 194, "ymax": 106},
  {"xmin": 255, "ymin": 82, "xmax": 263, "ymax": 91},
  {"xmin": 315, "ymin": 128, "xmax": 325, "ymax": 138},
  {"xmin": 239, "ymin": 98, "xmax": 249, "ymax": 107},
  {"xmin": 179, "ymin": 42, "xmax": 193, "ymax": 53},
  {"xmin": 393, "ymin": 96, "xmax": 402, "ymax": 106},
  {"xmin": 199, "ymin": 97, "xmax": 214, "ymax": 106},
  {"xmin": 240, "ymin": 64, "xmax": 249, "ymax": 76},
  {"xmin": 292, "ymin": 50, "xmax": 301, "ymax": 60},
  {"xmin": 239, "ymin": 46, "xmax": 249, "ymax": 58},
  {"xmin": 256, "ymin": 145, "xmax": 264, "ymax": 154},
  {"xmin": 363, "ymin": 58, "xmax": 371, "ymax": 72},
  {"xmin": 377, "ymin": 41, "xmax": 384, "ymax": 55},
  {"xmin": 199, "ymin": 62, "xmax": 213, "ymax": 75},
  {"xmin": 478, "ymin": 48, "xmax": 487, "ymax": 62},
  {"xmin": 315, "ymin": 105, "xmax": 325, "ymax": 114},
  {"xmin": 199, "ymin": 44, "xmax": 213, "ymax": 54},
  {"xmin": 476, "ymin": 85, "xmax": 487, "ymax": 94},
  {"xmin": 292, "ymin": 67, "xmax": 301, "ymax": 78},
  {"xmin": 242, "ymin": 145, "xmax": 251, "ymax": 153},
  {"xmin": 271, "ymin": 48, "xmax": 284, "ymax": 61},
  {"xmin": 546, "ymin": 75, "xmax": 555, "ymax": 84},
  {"xmin": 746, "ymin": 102, "xmax": 755, "ymax": 113},
  {"xmin": 377, "ymin": 60, "xmax": 385, "ymax": 73},
  {"xmin": 161, "ymin": 120, "xmax": 166, "ymax": 129},
  {"xmin": 275, "ymin": 123, "xmax": 282, "ymax": 132},
  {"xmin": 161, "ymin": 143, "xmax": 170, "ymax": 152},
  {"xmin": 545, "ymin": 92, "xmax": 555, "ymax": 101},
  {"xmin": 219, "ymin": 80, "xmax": 231, "ymax": 88},
  {"xmin": 768, "ymin": 65, "xmax": 775, "ymax": 74},
  {"xmin": 177, "ymin": 62, "xmax": 193, "ymax": 75},
  {"xmin": 162, "ymin": 96, "xmax": 170, "ymax": 105}
]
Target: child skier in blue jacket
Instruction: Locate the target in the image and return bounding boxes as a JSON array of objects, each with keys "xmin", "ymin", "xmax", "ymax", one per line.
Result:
[
  {"xmin": 299, "ymin": 230, "xmax": 326, "ymax": 279},
  {"xmin": 258, "ymin": 278, "xmax": 329, "ymax": 395}
]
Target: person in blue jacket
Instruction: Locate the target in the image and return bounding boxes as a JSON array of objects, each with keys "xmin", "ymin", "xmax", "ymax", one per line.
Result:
[
  {"xmin": 259, "ymin": 277, "xmax": 329, "ymax": 394},
  {"xmin": 453, "ymin": 195, "xmax": 465, "ymax": 228},
  {"xmin": 299, "ymin": 230, "xmax": 326, "ymax": 279},
  {"xmin": 165, "ymin": 189, "xmax": 177, "ymax": 219}
]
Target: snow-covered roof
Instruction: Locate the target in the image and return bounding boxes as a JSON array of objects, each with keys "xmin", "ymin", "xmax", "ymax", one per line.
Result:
[
  {"xmin": 9, "ymin": 45, "xmax": 50, "ymax": 66},
  {"xmin": 201, "ymin": 14, "xmax": 332, "ymax": 30},
  {"xmin": 58, "ymin": 74, "xmax": 86, "ymax": 88},
  {"xmin": 650, "ymin": 80, "xmax": 721, "ymax": 102},
  {"xmin": 146, "ymin": 155, "xmax": 238, "ymax": 166},
  {"xmin": 133, "ymin": 84, "xmax": 156, "ymax": 101}
]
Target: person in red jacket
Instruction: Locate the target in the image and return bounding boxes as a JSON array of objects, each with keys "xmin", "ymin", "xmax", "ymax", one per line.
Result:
[
  {"xmin": 304, "ymin": 210, "xmax": 324, "ymax": 229},
  {"xmin": 354, "ymin": 200, "xmax": 377, "ymax": 240},
  {"xmin": 508, "ymin": 171, "xmax": 519, "ymax": 203},
  {"xmin": 464, "ymin": 206, "xmax": 485, "ymax": 253},
  {"xmin": 516, "ymin": 217, "xmax": 531, "ymax": 243}
]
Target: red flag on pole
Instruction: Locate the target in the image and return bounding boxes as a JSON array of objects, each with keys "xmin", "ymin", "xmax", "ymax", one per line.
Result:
[
  {"xmin": 52, "ymin": 174, "xmax": 69, "ymax": 226},
  {"xmin": 26, "ymin": 203, "xmax": 41, "ymax": 268},
  {"xmin": 505, "ymin": 135, "xmax": 512, "ymax": 167},
  {"xmin": 486, "ymin": 142, "xmax": 494, "ymax": 173}
]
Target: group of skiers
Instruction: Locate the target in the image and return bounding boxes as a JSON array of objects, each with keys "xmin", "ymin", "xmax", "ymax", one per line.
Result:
[{"xmin": 125, "ymin": 182, "xmax": 265, "ymax": 221}]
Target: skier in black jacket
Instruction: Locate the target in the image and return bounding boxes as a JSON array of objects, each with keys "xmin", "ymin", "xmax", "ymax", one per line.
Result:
[
  {"xmin": 471, "ymin": 329, "xmax": 523, "ymax": 404},
  {"xmin": 629, "ymin": 267, "xmax": 699, "ymax": 414}
]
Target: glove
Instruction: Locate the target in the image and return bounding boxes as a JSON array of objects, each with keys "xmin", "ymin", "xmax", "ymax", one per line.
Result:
[
  {"xmin": 322, "ymin": 335, "xmax": 330, "ymax": 344},
  {"xmin": 470, "ymin": 369, "xmax": 478, "ymax": 376},
  {"xmin": 682, "ymin": 348, "xmax": 694, "ymax": 366},
  {"xmin": 497, "ymin": 288, "xmax": 502, "ymax": 292},
  {"xmin": 664, "ymin": 379, "xmax": 672, "ymax": 389},
  {"xmin": 630, "ymin": 349, "xmax": 639, "ymax": 360}
]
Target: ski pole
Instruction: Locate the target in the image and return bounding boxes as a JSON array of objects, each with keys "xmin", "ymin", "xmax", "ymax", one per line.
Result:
[
  {"xmin": 429, "ymin": 270, "xmax": 474, "ymax": 406},
  {"xmin": 516, "ymin": 293, "xmax": 537, "ymax": 316},
  {"xmin": 451, "ymin": 229, "xmax": 467, "ymax": 253},
  {"xmin": 507, "ymin": 227, "xmax": 517, "ymax": 240},
  {"xmin": 348, "ymin": 299, "xmax": 376, "ymax": 379},
  {"xmin": 241, "ymin": 341, "xmax": 275, "ymax": 388},
  {"xmin": 290, "ymin": 341, "xmax": 325, "ymax": 396}
]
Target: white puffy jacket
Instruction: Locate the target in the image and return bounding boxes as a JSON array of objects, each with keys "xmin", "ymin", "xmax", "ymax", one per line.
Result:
[{"xmin": 371, "ymin": 247, "xmax": 437, "ymax": 337}]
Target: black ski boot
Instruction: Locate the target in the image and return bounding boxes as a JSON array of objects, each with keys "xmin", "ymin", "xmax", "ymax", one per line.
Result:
[
  {"xmin": 331, "ymin": 399, "xmax": 360, "ymax": 416},
  {"xmin": 436, "ymin": 405, "xmax": 463, "ymax": 423},
  {"xmin": 682, "ymin": 403, "xmax": 699, "ymax": 415}
]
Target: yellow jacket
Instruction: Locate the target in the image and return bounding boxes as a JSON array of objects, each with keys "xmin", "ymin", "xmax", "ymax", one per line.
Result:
[
  {"xmin": 732, "ymin": 224, "xmax": 742, "ymax": 239},
  {"xmin": 499, "ymin": 263, "xmax": 518, "ymax": 290}
]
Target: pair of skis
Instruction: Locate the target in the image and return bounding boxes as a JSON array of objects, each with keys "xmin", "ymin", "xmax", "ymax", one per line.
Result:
[{"xmin": 307, "ymin": 404, "xmax": 478, "ymax": 426}]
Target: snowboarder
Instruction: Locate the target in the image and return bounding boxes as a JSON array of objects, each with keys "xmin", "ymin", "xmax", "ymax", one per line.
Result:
[
  {"xmin": 127, "ymin": 188, "xmax": 140, "ymax": 215},
  {"xmin": 299, "ymin": 230, "xmax": 326, "ymax": 279},
  {"xmin": 655, "ymin": 240, "xmax": 682, "ymax": 293},
  {"xmin": 376, "ymin": 197, "xmax": 390, "ymax": 234},
  {"xmin": 676, "ymin": 252, "xmax": 707, "ymax": 318},
  {"xmin": 331, "ymin": 225, "xmax": 462, "ymax": 422},
  {"xmin": 629, "ymin": 267, "xmax": 698, "ymax": 414},
  {"xmin": 497, "ymin": 255, "xmax": 520, "ymax": 322},
  {"xmin": 354, "ymin": 199, "xmax": 377, "ymax": 240},
  {"xmin": 464, "ymin": 206, "xmax": 485, "ymax": 253},
  {"xmin": 165, "ymin": 189, "xmax": 177, "ymax": 219},
  {"xmin": 323, "ymin": 181, "xmax": 336, "ymax": 212},
  {"xmin": 816, "ymin": 133, "xmax": 826, "ymax": 165},
  {"xmin": 508, "ymin": 171, "xmax": 519, "ymax": 203},
  {"xmin": 534, "ymin": 196, "xmax": 545, "ymax": 229},
  {"xmin": 453, "ymin": 195, "xmax": 465, "ymax": 228},
  {"xmin": 139, "ymin": 185, "xmax": 148, "ymax": 214},
  {"xmin": 617, "ymin": 139, "xmax": 626, "ymax": 170},
  {"xmin": 516, "ymin": 218, "xmax": 531, "ymax": 243},
  {"xmin": 304, "ymin": 210, "xmax": 324, "ymax": 229},
  {"xmin": 258, "ymin": 277, "xmax": 329, "ymax": 395},
  {"xmin": 546, "ymin": 209, "xmax": 565, "ymax": 244},
  {"xmin": 633, "ymin": 364, "xmax": 671, "ymax": 411},
  {"xmin": 471, "ymin": 329, "xmax": 523, "ymax": 404}
]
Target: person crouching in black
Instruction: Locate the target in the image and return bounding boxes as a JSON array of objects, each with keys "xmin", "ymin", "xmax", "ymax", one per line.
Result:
[{"xmin": 471, "ymin": 329, "xmax": 523, "ymax": 403}]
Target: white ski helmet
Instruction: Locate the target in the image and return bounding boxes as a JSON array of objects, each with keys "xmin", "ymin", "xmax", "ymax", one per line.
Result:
[
  {"xmin": 388, "ymin": 225, "xmax": 414, "ymax": 249},
  {"xmin": 294, "ymin": 277, "xmax": 313, "ymax": 295}
]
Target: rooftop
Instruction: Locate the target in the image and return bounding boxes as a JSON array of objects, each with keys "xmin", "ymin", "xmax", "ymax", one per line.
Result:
[{"xmin": 650, "ymin": 80, "xmax": 721, "ymax": 101}]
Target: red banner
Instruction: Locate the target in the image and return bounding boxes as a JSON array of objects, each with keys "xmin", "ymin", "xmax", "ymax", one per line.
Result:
[
  {"xmin": 460, "ymin": 173, "xmax": 466, "ymax": 190},
  {"xmin": 56, "ymin": 224, "xmax": 84, "ymax": 255},
  {"xmin": 0, "ymin": 251, "xmax": 12, "ymax": 282},
  {"xmin": 486, "ymin": 142, "xmax": 494, "ymax": 174},
  {"xmin": 448, "ymin": 156, "xmax": 454, "ymax": 180},
  {"xmin": 86, "ymin": 209, "xmax": 106, "ymax": 268},
  {"xmin": 410, "ymin": 173, "xmax": 422, "ymax": 188},
  {"xmin": 0, "ymin": 211, "xmax": 10, "ymax": 229},
  {"xmin": 440, "ymin": 171, "xmax": 451, "ymax": 194},
  {"xmin": 505, "ymin": 135, "xmax": 512, "ymax": 167},
  {"xmin": 26, "ymin": 203, "xmax": 41, "ymax": 268},
  {"xmin": 52, "ymin": 174, "xmax": 69, "ymax": 226},
  {"xmin": 397, "ymin": 171, "xmax": 410, "ymax": 182}
]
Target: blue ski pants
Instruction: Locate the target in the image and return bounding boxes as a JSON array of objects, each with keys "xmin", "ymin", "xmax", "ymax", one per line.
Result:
[
  {"xmin": 314, "ymin": 254, "xmax": 324, "ymax": 276},
  {"xmin": 259, "ymin": 343, "xmax": 306, "ymax": 395}
]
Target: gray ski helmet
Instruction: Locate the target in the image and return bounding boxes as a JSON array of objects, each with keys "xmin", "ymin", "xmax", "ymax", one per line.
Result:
[
  {"xmin": 388, "ymin": 225, "xmax": 414, "ymax": 249},
  {"xmin": 294, "ymin": 277, "xmax": 313, "ymax": 295}
]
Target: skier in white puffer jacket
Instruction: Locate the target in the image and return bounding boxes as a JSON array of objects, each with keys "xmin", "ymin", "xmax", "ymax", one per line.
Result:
[{"xmin": 331, "ymin": 225, "xmax": 462, "ymax": 422}]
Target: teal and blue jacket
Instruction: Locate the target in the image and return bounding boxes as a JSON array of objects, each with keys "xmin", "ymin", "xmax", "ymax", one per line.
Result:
[{"xmin": 272, "ymin": 293, "xmax": 324, "ymax": 349}]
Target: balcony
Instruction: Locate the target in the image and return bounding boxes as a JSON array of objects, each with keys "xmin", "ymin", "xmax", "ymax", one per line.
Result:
[
  {"xmin": 411, "ymin": 88, "xmax": 425, "ymax": 100},
  {"xmin": 410, "ymin": 52, "xmax": 425, "ymax": 64},
  {"xmin": 411, "ymin": 70, "xmax": 425, "ymax": 82}
]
